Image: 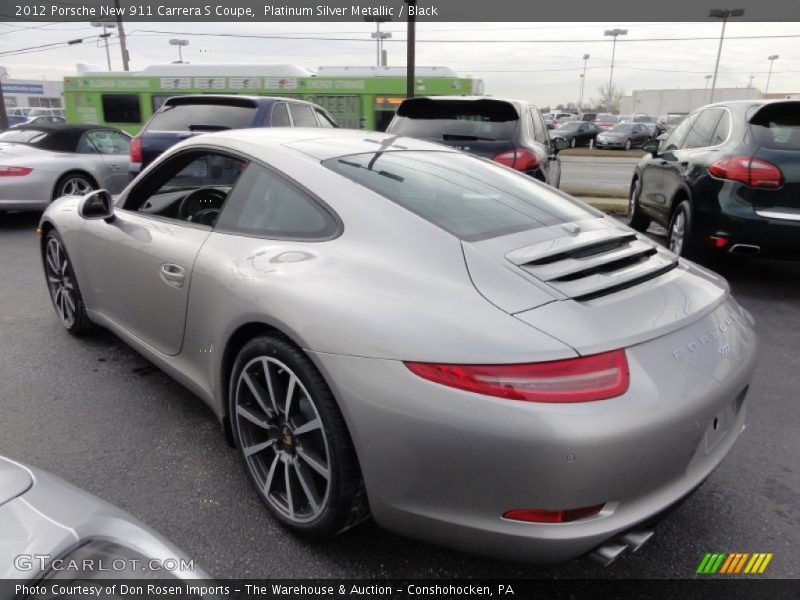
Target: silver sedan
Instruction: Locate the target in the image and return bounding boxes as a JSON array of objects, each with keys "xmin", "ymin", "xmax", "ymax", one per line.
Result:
[
  {"xmin": 0, "ymin": 124, "xmax": 130, "ymax": 212},
  {"xmin": 37, "ymin": 128, "xmax": 758, "ymax": 564}
]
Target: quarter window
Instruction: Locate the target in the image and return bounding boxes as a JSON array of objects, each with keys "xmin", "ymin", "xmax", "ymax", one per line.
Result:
[
  {"xmin": 288, "ymin": 104, "xmax": 318, "ymax": 127},
  {"xmin": 101, "ymin": 94, "xmax": 141, "ymax": 124},
  {"xmin": 710, "ymin": 110, "xmax": 731, "ymax": 146},
  {"xmin": 682, "ymin": 109, "xmax": 724, "ymax": 149},
  {"xmin": 271, "ymin": 103, "xmax": 291, "ymax": 126},
  {"xmin": 315, "ymin": 109, "xmax": 336, "ymax": 128},
  {"xmin": 216, "ymin": 165, "xmax": 338, "ymax": 239}
]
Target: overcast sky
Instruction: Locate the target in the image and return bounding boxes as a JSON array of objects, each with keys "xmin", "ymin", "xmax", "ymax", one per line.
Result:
[{"xmin": 1, "ymin": 21, "xmax": 798, "ymax": 105}]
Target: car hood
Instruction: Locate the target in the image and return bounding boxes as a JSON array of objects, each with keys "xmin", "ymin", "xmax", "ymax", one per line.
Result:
[
  {"xmin": 462, "ymin": 215, "xmax": 732, "ymax": 354},
  {"xmin": 597, "ymin": 131, "xmax": 628, "ymax": 138},
  {"xmin": 0, "ymin": 143, "xmax": 67, "ymax": 160},
  {"xmin": 0, "ymin": 456, "xmax": 33, "ymax": 507}
]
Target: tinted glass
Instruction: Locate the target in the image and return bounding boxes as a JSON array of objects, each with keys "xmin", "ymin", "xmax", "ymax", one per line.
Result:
[
  {"xmin": 102, "ymin": 94, "xmax": 141, "ymax": 123},
  {"xmin": 663, "ymin": 113, "xmax": 698, "ymax": 151},
  {"xmin": 315, "ymin": 110, "xmax": 337, "ymax": 128},
  {"xmin": 389, "ymin": 99, "xmax": 519, "ymax": 141},
  {"xmin": 217, "ymin": 165, "xmax": 338, "ymax": 239},
  {"xmin": 271, "ymin": 103, "xmax": 291, "ymax": 126},
  {"xmin": 749, "ymin": 103, "xmax": 800, "ymax": 150},
  {"xmin": 530, "ymin": 109, "xmax": 546, "ymax": 143},
  {"xmin": 709, "ymin": 110, "xmax": 731, "ymax": 146},
  {"xmin": 682, "ymin": 109, "xmax": 723, "ymax": 149},
  {"xmin": 324, "ymin": 151, "xmax": 596, "ymax": 241},
  {"xmin": 148, "ymin": 103, "xmax": 255, "ymax": 131},
  {"xmin": 288, "ymin": 104, "xmax": 318, "ymax": 127}
]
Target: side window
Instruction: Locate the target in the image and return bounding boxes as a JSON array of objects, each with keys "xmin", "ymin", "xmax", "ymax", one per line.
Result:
[
  {"xmin": 217, "ymin": 164, "xmax": 339, "ymax": 240},
  {"xmin": 271, "ymin": 103, "xmax": 291, "ymax": 127},
  {"xmin": 101, "ymin": 94, "xmax": 141, "ymax": 124},
  {"xmin": 682, "ymin": 109, "xmax": 724, "ymax": 149},
  {"xmin": 124, "ymin": 151, "xmax": 248, "ymax": 226},
  {"xmin": 288, "ymin": 103, "xmax": 318, "ymax": 127},
  {"xmin": 315, "ymin": 109, "xmax": 336, "ymax": 128},
  {"xmin": 82, "ymin": 130, "xmax": 130, "ymax": 155},
  {"xmin": 663, "ymin": 113, "xmax": 698, "ymax": 152},
  {"xmin": 709, "ymin": 110, "xmax": 731, "ymax": 146},
  {"xmin": 529, "ymin": 109, "xmax": 546, "ymax": 144}
]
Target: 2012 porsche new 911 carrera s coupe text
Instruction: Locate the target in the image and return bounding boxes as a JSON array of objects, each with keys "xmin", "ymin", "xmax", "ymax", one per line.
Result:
[{"xmin": 38, "ymin": 128, "xmax": 758, "ymax": 565}]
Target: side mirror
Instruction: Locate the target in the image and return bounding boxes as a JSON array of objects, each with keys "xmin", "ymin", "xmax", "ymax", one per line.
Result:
[
  {"xmin": 642, "ymin": 139, "xmax": 660, "ymax": 157},
  {"xmin": 551, "ymin": 137, "xmax": 569, "ymax": 153},
  {"xmin": 78, "ymin": 189, "xmax": 115, "ymax": 222}
]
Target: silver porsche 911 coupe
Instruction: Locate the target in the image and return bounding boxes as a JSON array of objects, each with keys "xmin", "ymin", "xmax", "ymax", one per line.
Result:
[{"xmin": 38, "ymin": 128, "xmax": 758, "ymax": 565}]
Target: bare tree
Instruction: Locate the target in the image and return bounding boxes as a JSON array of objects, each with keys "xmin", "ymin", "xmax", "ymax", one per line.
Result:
[{"xmin": 591, "ymin": 84, "xmax": 624, "ymax": 113}]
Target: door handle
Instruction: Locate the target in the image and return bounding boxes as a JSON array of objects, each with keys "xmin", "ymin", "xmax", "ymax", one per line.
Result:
[{"xmin": 159, "ymin": 263, "xmax": 186, "ymax": 288}]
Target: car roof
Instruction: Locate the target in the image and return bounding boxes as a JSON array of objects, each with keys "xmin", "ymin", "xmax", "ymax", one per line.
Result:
[
  {"xmin": 402, "ymin": 95, "xmax": 535, "ymax": 109},
  {"xmin": 163, "ymin": 94, "xmax": 320, "ymax": 108},
  {"xmin": 182, "ymin": 127, "xmax": 460, "ymax": 161}
]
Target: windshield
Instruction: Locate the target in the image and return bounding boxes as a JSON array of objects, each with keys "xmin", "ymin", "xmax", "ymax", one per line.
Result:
[
  {"xmin": 609, "ymin": 124, "xmax": 635, "ymax": 133},
  {"xmin": 557, "ymin": 122, "xmax": 582, "ymax": 131},
  {"xmin": 389, "ymin": 99, "xmax": 519, "ymax": 141},
  {"xmin": 148, "ymin": 103, "xmax": 256, "ymax": 132},
  {"xmin": 323, "ymin": 150, "xmax": 596, "ymax": 242}
]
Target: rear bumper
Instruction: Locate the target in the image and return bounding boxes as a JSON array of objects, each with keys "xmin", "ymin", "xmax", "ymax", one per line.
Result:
[{"xmin": 309, "ymin": 297, "xmax": 758, "ymax": 563}]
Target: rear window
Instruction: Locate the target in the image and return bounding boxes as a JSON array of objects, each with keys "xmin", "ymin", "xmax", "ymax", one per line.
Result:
[
  {"xmin": 324, "ymin": 150, "xmax": 596, "ymax": 241},
  {"xmin": 147, "ymin": 102, "xmax": 256, "ymax": 132},
  {"xmin": 750, "ymin": 102, "xmax": 800, "ymax": 150},
  {"xmin": 389, "ymin": 99, "xmax": 519, "ymax": 141}
]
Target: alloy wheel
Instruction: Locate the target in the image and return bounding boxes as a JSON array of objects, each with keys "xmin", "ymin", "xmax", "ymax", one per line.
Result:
[
  {"xmin": 234, "ymin": 356, "xmax": 331, "ymax": 523},
  {"xmin": 45, "ymin": 237, "xmax": 77, "ymax": 328},
  {"xmin": 60, "ymin": 176, "xmax": 93, "ymax": 196},
  {"xmin": 669, "ymin": 211, "xmax": 686, "ymax": 255}
]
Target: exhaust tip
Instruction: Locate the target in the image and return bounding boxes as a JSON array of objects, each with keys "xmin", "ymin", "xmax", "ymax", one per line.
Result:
[
  {"xmin": 728, "ymin": 243, "xmax": 760, "ymax": 256},
  {"xmin": 588, "ymin": 542, "xmax": 628, "ymax": 567},
  {"xmin": 621, "ymin": 529, "xmax": 655, "ymax": 552}
]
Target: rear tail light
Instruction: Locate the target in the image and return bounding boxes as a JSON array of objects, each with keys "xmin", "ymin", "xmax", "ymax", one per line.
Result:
[
  {"xmin": 492, "ymin": 148, "xmax": 540, "ymax": 172},
  {"xmin": 0, "ymin": 166, "xmax": 32, "ymax": 176},
  {"xmin": 708, "ymin": 155, "xmax": 783, "ymax": 189},
  {"xmin": 503, "ymin": 505, "xmax": 605, "ymax": 523},
  {"xmin": 130, "ymin": 136, "xmax": 142, "ymax": 163},
  {"xmin": 405, "ymin": 349, "xmax": 629, "ymax": 403}
]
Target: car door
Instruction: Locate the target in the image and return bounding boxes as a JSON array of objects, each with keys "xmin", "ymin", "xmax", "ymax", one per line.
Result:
[
  {"xmin": 638, "ymin": 112, "xmax": 699, "ymax": 220},
  {"xmin": 77, "ymin": 129, "xmax": 132, "ymax": 193},
  {"xmin": 76, "ymin": 149, "xmax": 249, "ymax": 356}
]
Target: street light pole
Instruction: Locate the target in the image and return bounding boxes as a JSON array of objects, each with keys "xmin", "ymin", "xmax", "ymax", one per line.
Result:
[
  {"xmin": 765, "ymin": 54, "xmax": 779, "ymax": 94},
  {"xmin": 703, "ymin": 74, "xmax": 712, "ymax": 103},
  {"xmin": 91, "ymin": 22, "xmax": 112, "ymax": 70},
  {"xmin": 604, "ymin": 29, "xmax": 627, "ymax": 113},
  {"xmin": 578, "ymin": 53, "xmax": 590, "ymax": 110},
  {"xmin": 709, "ymin": 8, "xmax": 744, "ymax": 103},
  {"xmin": 405, "ymin": 0, "xmax": 416, "ymax": 99},
  {"xmin": 169, "ymin": 39, "xmax": 189, "ymax": 63}
]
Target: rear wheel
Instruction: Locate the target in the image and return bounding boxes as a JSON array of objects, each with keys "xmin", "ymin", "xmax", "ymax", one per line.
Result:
[
  {"xmin": 43, "ymin": 231, "xmax": 92, "ymax": 334},
  {"xmin": 626, "ymin": 177, "xmax": 651, "ymax": 232},
  {"xmin": 667, "ymin": 200, "xmax": 697, "ymax": 258},
  {"xmin": 624, "ymin": 138, "xmax": 632, "ymax": 151},
  {"xmin": 54, "ymin": 173, "xmax": 95, "ymax": 199},
  {"xmin": 230, "ymin": 334, "xmax": 368, "ymax": 538},
  {"xmin": 570, "ymin": 137, "xmax": 577, "ymax": 148}
]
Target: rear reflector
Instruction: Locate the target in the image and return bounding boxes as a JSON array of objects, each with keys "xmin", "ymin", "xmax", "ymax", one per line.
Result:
[
  {"xmin": 405, "ymin": 350, "xmax": 629, "ymax": 403},
  {"xmin": 492, "ymin": 148, "xmax": 540, "ymax": 172},
  {"xmin": 709, "ymin": 235, "xmax": 729, "ymax": 248},
  {"xmin": 503, "ymin": 505, "xmax": 605, "ymax": 523},
  {"xmin": 0, "ymin": 166, "xmax": 32, "ymax": 176},
  {"xmin": 708, "ymin": 155, "xmax": 783, "ymax": 189},
  {"xmin": 130, "ymin": 136, "xmax": 142, "ymax": 163}
]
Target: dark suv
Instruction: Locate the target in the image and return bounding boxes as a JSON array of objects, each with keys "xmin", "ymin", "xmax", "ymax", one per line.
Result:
[
  {"xmin": 386, "ymin": 96, "xmax": 566, "ymax": 187},
  {"xmin": 628, "ymin": 100, "xmax": 800, "ymax": 259},
  {"xmin": 130, "ymin": 95, "xmax": 337, "ymax": 177}
]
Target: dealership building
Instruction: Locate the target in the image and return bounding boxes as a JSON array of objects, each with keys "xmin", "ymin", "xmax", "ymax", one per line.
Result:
[
  {"xmin": 0, "ymin": 67, "xmax": 64, "ymax": 109},
  {"xmin": 619, "ymin": 87, "xmax": 768, "ymax": 115}
]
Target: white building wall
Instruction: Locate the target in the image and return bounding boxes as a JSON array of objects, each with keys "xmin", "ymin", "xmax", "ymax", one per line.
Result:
[
  {"xmin": 620, "ymin": 87, "xmax": 762, "ymax": 116},
  {"xmin": 0, "ymin": 70, "xmax": 64, "ymax": 108}
]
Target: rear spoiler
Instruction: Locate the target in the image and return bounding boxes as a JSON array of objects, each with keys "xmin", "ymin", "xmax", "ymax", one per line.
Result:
[{"xmin": 163, "ymin": 95, "xmax": 259, "ymax": 109}]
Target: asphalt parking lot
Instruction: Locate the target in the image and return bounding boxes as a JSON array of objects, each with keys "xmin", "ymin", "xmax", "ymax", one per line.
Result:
[
  {"xmin": 560, "ymin": 155, "xmax": 638, "ymax": 194},
  {"xmin": 1, "ymin": 210, "xmax": 798, "ymax": 579}
]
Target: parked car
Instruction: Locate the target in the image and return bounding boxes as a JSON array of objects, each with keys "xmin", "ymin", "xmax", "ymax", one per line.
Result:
[
  {"xmin": 629, "ymin": 114, "xmax": 662, "ymax": 137},
  {"xmin": 10, "ymin": 115, "xmax": 67, "ymax": 127},
  {"xmin": 544, "ymin": 111, "xmax": 577, "ymax": 129},
  {"xmin": 0, "ymin": 454, "xmax": 208, "ymax": 584},
  {"xmin": 657, "ymin": 113, "xmax": 688, "ymax": 133},
  {"xmin": 0, "ymin": 124, "xmax": 130, "ymax": 212},
  {"xmin": 549, "ymin": 121, "xmax": 601, "ymax": 148},
  {"xmin": 130, "ymin": 94, "xmax": 338, "ymax": 178},
  {"xmin": 594, "ymin": 113, "xmax": 620, "ymax": 130},
  {"xmin": 629, "ymin": 100, "xmax": 800, "ymax": 259},
  {"xmin": 595, "ymin": 123, "xmax": 652, "ymax": 150},
  {"xmin": 580, "ymin": 112, "xmax": 598, "ymax": 122},
  {"xmin": 39, "ymin": 128, "xmax": 757, "ymax": 565},
  {"xmin": 387, "ymin": 96, "xmax": 565, "ymax": 187}
]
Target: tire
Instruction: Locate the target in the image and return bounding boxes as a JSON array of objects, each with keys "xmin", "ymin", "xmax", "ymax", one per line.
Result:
[
  {"xmin": 667, "ymin": 200, "xmax": 698, "ymax": 258},
  {"xmin": 54, "ymin": 172, "xmax": 95, "ymax": 199},
  {"xmin": 43, "ymin": 230, "xmax": 92, "ymax": 335},
  {"xmin": 229, "ymin": 334, "xmax": 368, "ymax": 539},
  {"xmin": 626, "ymin": 177, "xmax": 651, "ymax": 232},
  {"xmin": 624, "ymin": 138, "xmax": 632, "ymax": 151},
  {"xmin": 570, "ymin": 137, "xmax": 577, "ymax": 148}
]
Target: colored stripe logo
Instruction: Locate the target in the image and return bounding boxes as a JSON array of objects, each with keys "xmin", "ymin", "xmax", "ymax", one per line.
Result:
[{"xmin": 697, "ymin": 552, "xmax": 773, "ymax": 574}]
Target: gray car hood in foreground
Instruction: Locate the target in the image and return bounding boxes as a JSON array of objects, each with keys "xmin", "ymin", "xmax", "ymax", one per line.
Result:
[
  {"xmin": 0, "ymin": 457, "xmax": 33, "ymax": 507},
  {"xmin": 463, "ymin": 215, "xmax": 731, "ymax": 355}
]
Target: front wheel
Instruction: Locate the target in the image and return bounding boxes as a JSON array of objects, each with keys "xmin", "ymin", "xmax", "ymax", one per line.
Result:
[
  {"xmin": 230, "ymin": 335, "xmax": 368, "ymax": 538},
  {"xmin": 43, "ymin": 231, "xmax": 92, "ymax": 334}
]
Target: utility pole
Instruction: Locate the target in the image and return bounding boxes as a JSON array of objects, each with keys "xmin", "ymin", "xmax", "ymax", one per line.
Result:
[
  {"xmin": 709, "ymin": 8, "xmax": 744, "ymax": 103},
  {"xmin": 91, "ymin": 22, "xmax": 113, "ymax": 70},
  {"xmin": 405, "ymin": 0, "xmax": 416, "ymax": 98},
  {"xmin": 578, "ymin": 53, "xmax": 590, "ymax": 110},
  {"xmin": 765, "ymin": 54, "xmax": 779, "ymax": 94},
  {"xmin": 113, "ymin": 0, "xmax": 130, "ymax": 71},
  {"xmin": 604, "ymin": 29, "xmax": 627, "ymax": 113}
]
